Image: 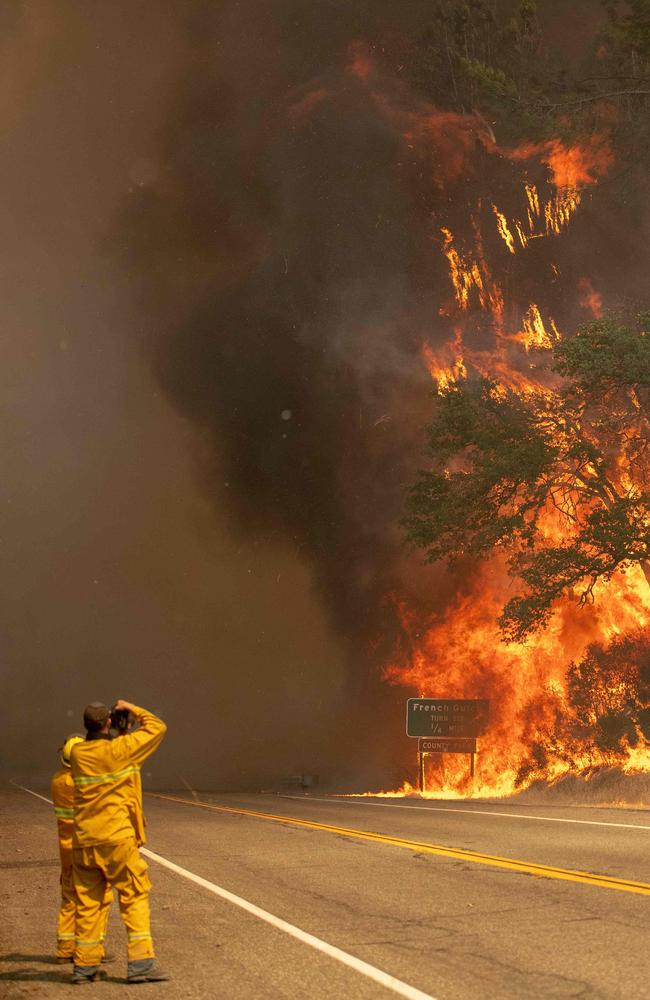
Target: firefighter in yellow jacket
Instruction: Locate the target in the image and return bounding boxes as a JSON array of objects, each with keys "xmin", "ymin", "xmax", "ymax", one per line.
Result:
[
  {"xmin": 70, "ymin": 700, "xmax": 168, "ymax": 985},
  {"xmin": 51, "ymin": 736, "xmax": 112, "ymax": 962}
]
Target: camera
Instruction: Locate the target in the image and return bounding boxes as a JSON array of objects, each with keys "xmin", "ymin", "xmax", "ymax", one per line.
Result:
[{"xmin": 110, "ymin": 705, "xmax": 135, "ymax": 735}]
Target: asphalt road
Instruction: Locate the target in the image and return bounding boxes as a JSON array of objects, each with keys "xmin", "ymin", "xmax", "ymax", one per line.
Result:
[{"xmin": 2, "ymin": 786, "xmax": 650, "ymax": 999}]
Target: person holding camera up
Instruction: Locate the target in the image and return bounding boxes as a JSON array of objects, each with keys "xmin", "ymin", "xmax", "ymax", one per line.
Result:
[{"xmin": 69, "ymin": 700, "xmax": 168, "ymax": 985}]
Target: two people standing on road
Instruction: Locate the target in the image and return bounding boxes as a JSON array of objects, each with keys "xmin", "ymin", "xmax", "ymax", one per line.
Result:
[{"xmin": 55, "ymin": 699, "xmax": 168, "ymax": 985}]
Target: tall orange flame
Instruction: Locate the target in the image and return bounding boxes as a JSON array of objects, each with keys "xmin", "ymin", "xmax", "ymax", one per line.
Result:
[{"xmin": 372, "ymin": 107, "xmax": 646, "ymax": 798}]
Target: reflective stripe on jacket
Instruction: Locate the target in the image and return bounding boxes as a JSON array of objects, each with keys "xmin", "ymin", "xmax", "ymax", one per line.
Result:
[
  {"xmin": 71, "ymin": 706, "xmax": 166, "ymax": 848},
  {"xmin": 52, "ymin": 768, "xmax": 75, "ymax": 855}
]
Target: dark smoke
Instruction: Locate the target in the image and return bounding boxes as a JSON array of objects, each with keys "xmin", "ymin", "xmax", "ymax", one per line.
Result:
[
  {"xmin": 0, "ymin": 3, "xmax": 353, "ymax": 791},
  {"xmin": 114, "ymin": 2, "xmax": 470, "ymax": 784}
]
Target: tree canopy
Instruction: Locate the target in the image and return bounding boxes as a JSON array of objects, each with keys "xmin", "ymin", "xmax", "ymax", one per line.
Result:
[
  {"xmin": 403, "ymin": 316, "xmax": 650, "ymax": 641},
  {"xmin": 400, "ymin": 1, "xmax": 650, "ymax": 169}
]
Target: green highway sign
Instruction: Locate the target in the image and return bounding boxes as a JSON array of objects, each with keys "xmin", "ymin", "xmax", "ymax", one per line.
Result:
[{"xmin": 407, "ymin": 699, "xmax": 489, "ymax": 738}]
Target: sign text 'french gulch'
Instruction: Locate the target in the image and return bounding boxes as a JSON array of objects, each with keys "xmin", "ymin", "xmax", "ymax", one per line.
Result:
[{"xmin": 406, "ymin": 699, "xmax": 489, "ymax": 738}]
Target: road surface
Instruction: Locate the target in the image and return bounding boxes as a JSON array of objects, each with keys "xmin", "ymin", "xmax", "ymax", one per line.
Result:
[{"xmin": 1, "ymin": 786, "xmax": 649, "ymax": 998}]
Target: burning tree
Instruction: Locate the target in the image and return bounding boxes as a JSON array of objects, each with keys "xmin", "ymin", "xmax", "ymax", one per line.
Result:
[
  {"xmin": 514, "ymin": 632, "xmax": 650, "ymax": 787},
  {"xmin": 404, "ymin": 315, "xmax": 650, "ymax": 641},
  {"xmin": 566, "ymin": 634, "xmax": 650, "ymax": 751}
]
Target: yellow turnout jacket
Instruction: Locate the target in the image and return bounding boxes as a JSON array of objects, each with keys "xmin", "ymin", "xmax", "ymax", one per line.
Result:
[
  {"xmin": 71, "ymin": 705, "xmax": 166, "ymax": 848},
  {"xmin": 51, "ymin": 767, "xmax": 75, "ymax": 862}
]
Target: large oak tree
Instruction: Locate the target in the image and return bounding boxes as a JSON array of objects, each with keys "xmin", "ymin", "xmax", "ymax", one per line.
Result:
[{"xmin": 404, "ymin": 316, "xmax": 650, "ymax": 640}]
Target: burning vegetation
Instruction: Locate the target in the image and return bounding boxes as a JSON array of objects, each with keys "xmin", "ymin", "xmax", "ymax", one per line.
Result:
[
  {"xmin": 388, "ymin": 87, "xmax": 650, "ymax": 797},
  {"xmin": 117, "ymin": 1, "xmax": 650, "ymax": 796}
]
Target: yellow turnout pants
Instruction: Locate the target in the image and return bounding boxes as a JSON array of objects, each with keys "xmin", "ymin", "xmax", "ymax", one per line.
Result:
[
  {"xmin": 57, "ymin": 854, "xmax": 111, "ymax": 958},
  {"xmin": 72, "ymin": 838, "xmax": 154, "ymax": 969}
]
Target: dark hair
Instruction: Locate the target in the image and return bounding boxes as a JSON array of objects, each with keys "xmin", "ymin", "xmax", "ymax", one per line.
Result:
[{"xmin": 83, "ymin": 702, "xmax": 110, "ymax": 733}]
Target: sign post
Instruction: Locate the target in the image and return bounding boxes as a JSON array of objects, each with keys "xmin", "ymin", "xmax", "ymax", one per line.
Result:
[{"xmin": 406, "ymin": 699, "xmax": 489, "ymax": 793}]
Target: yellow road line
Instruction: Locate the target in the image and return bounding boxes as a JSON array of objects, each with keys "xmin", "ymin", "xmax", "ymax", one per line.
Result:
[{"xmin": 147, "ymin": 793, "xmax": 650, "ymax": 897}]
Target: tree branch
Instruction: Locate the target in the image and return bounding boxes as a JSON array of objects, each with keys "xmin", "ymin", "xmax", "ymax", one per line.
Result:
[{"xmin": 536, "ymin": 90, "xmax": 650, "ymax": 110}]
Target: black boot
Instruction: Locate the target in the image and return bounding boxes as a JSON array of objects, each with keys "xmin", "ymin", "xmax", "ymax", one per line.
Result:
[
  {"xmin": 71, "ymin": 967, "xmax": 107, "ymax": 984},
  {"xmin": 127, "ymin": 958, "xmax": 170, "ymax": 984}
]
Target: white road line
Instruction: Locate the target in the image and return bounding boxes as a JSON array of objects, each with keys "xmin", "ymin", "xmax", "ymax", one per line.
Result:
[
  {"xmin": 13, "ymin": 783, "xmax": 438, "ymax": 1000},
  {"xmin": 142, "ymin": 847, "xmax": 437, "ymax": 1000},
  {"xmin": 280, "ymin": 794, "xmax": 650, "ymax": 832},
  {"xmin": 10, "ymin": 781, "xmax": 53, "ymax": 806}
]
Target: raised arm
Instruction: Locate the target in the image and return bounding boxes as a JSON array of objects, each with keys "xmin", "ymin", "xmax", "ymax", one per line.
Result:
[{"xmin": 111, "ymin": 700, "xmax": 167, "ymax": 766}]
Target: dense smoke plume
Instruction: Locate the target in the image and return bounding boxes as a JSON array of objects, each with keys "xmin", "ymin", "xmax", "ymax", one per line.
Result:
[
  {"xmin": 114, "ymin": 1, "xmax": 464, "ymax": 783},
  {"xmin": 0, "ymin": 3, "xmax": 352, "ymax": 791}
]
